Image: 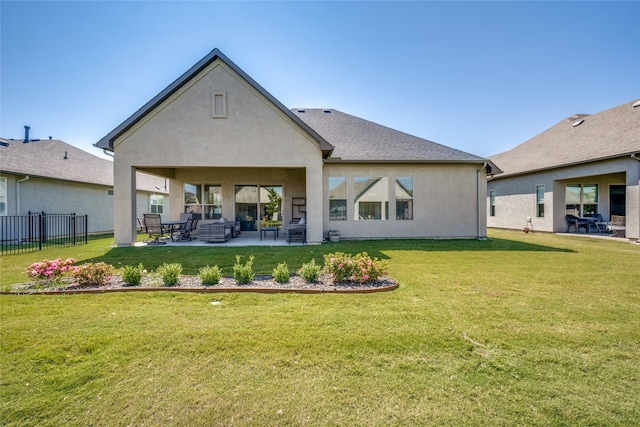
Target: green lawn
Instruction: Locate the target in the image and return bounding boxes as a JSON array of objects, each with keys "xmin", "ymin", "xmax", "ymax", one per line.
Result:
[{"xmin": 1, "ymin": 230, "xmax": 639, "ymax": 426}]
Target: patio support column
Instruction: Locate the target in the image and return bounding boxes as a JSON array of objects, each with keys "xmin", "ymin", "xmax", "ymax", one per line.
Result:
[
  {"xmin": 627, "ymin": 163, "xmax": 640, "ymax": 240},
  {"xmin": 305, "ymin": 161, "xmax": 323, "ymax": 244},
  {"xmin": 113, "ymin": 163, "xmax": 137, "ymax": 246}
]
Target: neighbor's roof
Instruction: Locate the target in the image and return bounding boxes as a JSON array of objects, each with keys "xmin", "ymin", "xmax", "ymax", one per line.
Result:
[
  {"xmin": 95, "ymin": 48, "xmax": 333, "ymax": 156},
  {"xmin": 0, "ymin": 138, "xmax": 168, "ymax": 193},
  {"xmin": 489, "ymin": 99, "xmax": 640, "ymax": 178},
  {"xmin": 293, "ymin": 108, "xmax": 497, "ymax": 169}
]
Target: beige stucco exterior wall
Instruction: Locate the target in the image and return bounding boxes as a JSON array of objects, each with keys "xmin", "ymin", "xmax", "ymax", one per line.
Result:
[
  {"xmin": 322, "ymin": 163, "xmax": 487, "ymax": 239},
  {"xmin": 111, "ymin": 59, "xmax": 325, "ymax": 245},
  {"xmin": 487, "ymin": 157, "xmax": 639, "ymax": 239}
]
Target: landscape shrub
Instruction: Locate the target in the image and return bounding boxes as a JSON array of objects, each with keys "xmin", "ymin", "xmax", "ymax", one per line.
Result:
[
  {"xmin": 156, "ymin": 263, "xmax": 182, "ymax": 286},
  {"xmin": 122, "ymin": 263, "xmax": 145, "ymax": 286},
  {"xmin": 298, "ymin": 259, "xmax": 321, "ymax": 283},
  {"xmin": 233, "ymin": 255, "xmax": 255, "ymax": 284},
  {"xmin": 324, "ymin": 252, "xmax": 387, "ymax": 283},
  {"xmin": 199, "ymin": 265, "xmax": 222, "ymax": 285},
  {"xmin": 25, "ymin": 258, "xmax": 75, "ymax": 286},
  {"xmin": 272, "ymin": 262, "xmax": 290, "ymax": 283},
  {"xmin": 71, "ymin": 262, "xmax": 113, "ymax": 287}
]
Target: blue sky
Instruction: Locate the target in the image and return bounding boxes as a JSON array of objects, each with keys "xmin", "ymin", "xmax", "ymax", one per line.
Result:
[{"xmin": 1, "ymin": 1, "xmax": 638, "ymax": 160}]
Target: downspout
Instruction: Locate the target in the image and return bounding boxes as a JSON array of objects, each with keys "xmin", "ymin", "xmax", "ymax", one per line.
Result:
[
  {"xmin": 477, "ymin": 162, "xmax": 487, "ymax": 239},
  {"xmin": 631, "ymin": 153, "xmax": 640, "ymax": 162},
  {"xmin": 16, "ymin": 175, "xmax": 30, "ymax": 215},
  {"xmin": 103, "ymin": 149, "xmax": 114, "ymax": 158}
]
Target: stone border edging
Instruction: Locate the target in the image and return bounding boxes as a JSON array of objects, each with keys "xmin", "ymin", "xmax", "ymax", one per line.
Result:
[{"xmin": 1, "ymin": 279, "xmax": 399, "ymax": 296}]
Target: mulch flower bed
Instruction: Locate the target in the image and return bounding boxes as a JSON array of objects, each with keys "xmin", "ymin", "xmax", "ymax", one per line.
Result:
[{"xmin": 5, "ymin": 274, "xmax": 398, "ymax": 295}]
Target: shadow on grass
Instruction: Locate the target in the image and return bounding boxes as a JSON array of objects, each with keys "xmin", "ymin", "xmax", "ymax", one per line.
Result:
[{"xmin": 90, "ymin": 237, "xmax": 574, "ymax": 275}]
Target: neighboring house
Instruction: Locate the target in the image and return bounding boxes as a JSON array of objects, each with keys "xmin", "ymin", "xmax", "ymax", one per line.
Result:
[
  {"xmin": 95, "ymin": 48, "xmax": 498, "ymax": 246},
  {"xmin": 487, "ymin": 100, "xmax": 640, "ymax": 240},
  {"xmin": 0, "ymin": 137, "xmax": 169, "ymax": 234}
]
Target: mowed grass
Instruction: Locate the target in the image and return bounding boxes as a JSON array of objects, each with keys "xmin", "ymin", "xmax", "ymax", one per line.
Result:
[{"xmin": 1, "ymin": 230, "xmax": 639, "ymax": 426}]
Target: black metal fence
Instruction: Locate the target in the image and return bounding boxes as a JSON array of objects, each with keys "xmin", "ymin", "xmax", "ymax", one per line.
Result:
[{"xmin": 0, "ymin": 212, "xmax": 88, "ymax": 255}]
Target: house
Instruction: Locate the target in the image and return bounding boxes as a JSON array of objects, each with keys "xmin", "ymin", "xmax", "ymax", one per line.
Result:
[
  {"xmin": 487, "ymin": 100, "xmax": 640, "ymax": 240},
  {"xmin": 0, "ymin": 137, "xmax": 169, "ymax": 234},
  {"xmin": 95, "ymin": 48, "xmax": 498, "ymax": 246}
]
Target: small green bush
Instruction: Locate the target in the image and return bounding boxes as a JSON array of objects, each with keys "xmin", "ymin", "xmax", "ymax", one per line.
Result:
[
  {"xmin": 199, "ymin": 265, "xmax": 222, "ymax": 285},
  {"xmin": 122, "ymin": 264, "xmax": 145, "ymax": 286},
  {"xmin": 233, "ymin": 255, "xmax": 255, "ymax": 284},
  {"xmin": 156, "ymin": 263, "xmax": 182, "ymax": 286},
  {"xmin": 299, "ymin": 259, "xmax": 321, "ymax": 283},
  {"xmin": 272, "ymin": 262, "xmax": 290, "ymax": 283},
  {"xmin": 71, "ymin": 262, "xmax": 113, "ymax": 287}
]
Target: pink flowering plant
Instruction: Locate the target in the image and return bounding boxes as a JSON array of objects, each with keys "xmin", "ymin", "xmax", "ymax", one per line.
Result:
[
  {"xmin": 70, "ymin": 262, "xmax": 113, "ymax": 287},
  {"xmin": 25, "ymin": 258, "xmax": 76, "ymax": 286},
  {"xmin": 323, "ymin": 252, "xmax": 388, "ymax": 283}
]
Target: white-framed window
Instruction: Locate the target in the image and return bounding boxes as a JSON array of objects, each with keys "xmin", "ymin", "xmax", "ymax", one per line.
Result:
[
  {"xmin": 150, "ymin": 194, "xmax": 164, "ymax": 214},
  {"xmin": 354, "ymin": 177, "xmax": 388, "ymax": 220},
  {"xmin": 0, "ymin": 177, "xmax": 6, "ymax": 216},
  {"xmin": 536, "ymin": 185, "xmax": 544, "ymax": 218},
  {"xmin": 328, "ymin": 177, "xmax": 347, "ymax": 220},
  {"xmin": 395, "ymin": 177, "xmax": 413, "ymax": 220}
]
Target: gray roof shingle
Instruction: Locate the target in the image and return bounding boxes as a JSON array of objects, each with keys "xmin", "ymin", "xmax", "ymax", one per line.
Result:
[
  {"xmin": 0, "ymin": 139, "xmax": 167, "ymax": 193},
  {"xmin": 489, "ymin": 99, "xmax": 640, "ymax": 178},
  {"xmin": 292, "ymin": 109, "xmax": 489, "ymax": 164}
]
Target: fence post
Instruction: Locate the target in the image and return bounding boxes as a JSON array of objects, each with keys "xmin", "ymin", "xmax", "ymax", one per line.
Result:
[{"xmin": 71, "ymin": 213, "xmax": 76, "ymax": 245}]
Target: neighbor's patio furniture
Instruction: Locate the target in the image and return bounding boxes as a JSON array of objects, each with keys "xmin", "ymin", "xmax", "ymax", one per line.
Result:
[
  {"xmin": 565, "ymin": 214, "xmax": 588, "ymax": 233},
  {"xmin": 143, "ymin": 213, "xmax": 166, "ymax": 245},
  {"xmin": 260, "ymin": 226, "xmax": 279, "ymax": 241},
  {"xmin": 199, "ymin": 223, "xmax": 231, "ymax": 243},
  {"xmin": 608, "ymin": 215, "xmax": 626, "ymax": 237},
  {"xmin": 285, "ymin": 221, "xmax": 306, "ymax": 244},
  {"xmin": 589, "ymin": 214, "xmax": 608, "ymax": 233}
]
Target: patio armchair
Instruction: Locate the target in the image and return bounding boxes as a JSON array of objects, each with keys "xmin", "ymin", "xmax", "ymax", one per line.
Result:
[
  {"xmin": 608, "ymin": 215, "xmax": 626, "ymax": 237},
  {"xmin": 199, "ymin": 223, "xmax": 231, "ymax": 243},
  {"xmin": 285, "ymin": 220, "xmax": 306, "ymax": 244},
  {"xmin": 565, "ymin": 215, "xmax": 588, "ymax": 233},
  {"xmin": 143, "ymin": 213, "xmax": 166, "ymax": 245}
]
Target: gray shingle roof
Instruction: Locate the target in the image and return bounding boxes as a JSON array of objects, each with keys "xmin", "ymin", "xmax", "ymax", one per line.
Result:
[
  {"xmin": 292, "ymin": 109, "xmax": 489, "ymax": 164},
  {"xmin": 489, "ymin": 99, "xmax": 640, "ymax": 178},
  {"xmin": 0, "ymin": 139, "xmax": 167, "ymax": 193}
]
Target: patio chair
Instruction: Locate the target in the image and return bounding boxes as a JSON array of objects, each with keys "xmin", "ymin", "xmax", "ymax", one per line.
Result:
[
  {"xmin": 143, "ymin": 213, "xmax": 166, "ymax": 245},
  {"xmin": 285, "ymin": 221, "xmax": 306, "ymax": 244},
  {"xmin": 137, "ymin": 218, "xmax": 147, "ymax": 233},
  {"xmin": 565, "ymin": 215, "xmax": 588, "ymax": 233},
  {"xmin": 608, "ymin": 215, "xmax": 626, "ymax": 237},
  {"xmin": 179, "ymin": 217, "xmax": 199, "ymax": 241},
  {"xmin": 591, "ymin": 214, "xmax": 607, "ymax": 233}
]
